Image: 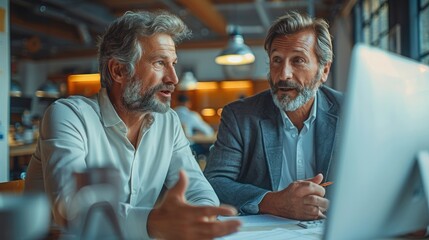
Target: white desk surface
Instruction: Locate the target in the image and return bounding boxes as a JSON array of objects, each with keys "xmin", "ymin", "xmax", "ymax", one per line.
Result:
[{"xmin": 217, "ymin": 214, "xmax": 418, "ymax": 240}]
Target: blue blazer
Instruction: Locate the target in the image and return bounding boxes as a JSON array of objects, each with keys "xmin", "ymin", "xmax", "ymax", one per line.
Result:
[{"xmin": 204, "ymin": 85, "xmax": 343, "ymax": 214}]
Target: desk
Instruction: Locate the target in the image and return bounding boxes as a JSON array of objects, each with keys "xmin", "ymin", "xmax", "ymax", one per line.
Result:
[
  {"xmin": 218, "ymin": 215, "xmax": 416, "ymax": 240},
  {"xmin": 44, "ymin": 215, "xmax": 418, "ymax": 240},
  {"xmin": 9, "ymin": 143, "xmax": 37, "ymax": 179},
  {"xmin": 9, "ymin": 143, "xmax": 37, "ymax": 157}
]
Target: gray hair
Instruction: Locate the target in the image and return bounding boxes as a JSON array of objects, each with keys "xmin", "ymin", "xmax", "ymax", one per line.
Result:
[
  {"xmin": 98, "ymin": 10, "xmax": 191, "ymax": 91},
  {"xmin": 264, "ymin": 11, "xmax": 332, "ymax": 67}
]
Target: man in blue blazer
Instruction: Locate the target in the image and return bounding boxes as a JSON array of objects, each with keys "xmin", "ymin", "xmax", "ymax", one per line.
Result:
[{"xmin": 204, "ymin": 11, "xmax": 343, "ymax": 221}]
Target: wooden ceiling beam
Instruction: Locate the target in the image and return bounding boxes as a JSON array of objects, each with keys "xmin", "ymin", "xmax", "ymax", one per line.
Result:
[
  {"xmin": 176, "ymin": 0, "xmax": 228, "ymax": 37},
  {"xmin": 11, "ymin": 14, "xmax": 81, "ymax": 44}
]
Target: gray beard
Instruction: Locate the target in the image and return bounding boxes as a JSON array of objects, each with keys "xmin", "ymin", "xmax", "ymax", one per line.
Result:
[
  {"xmin": 269, "ymin": 69, "xmax": 322, "ymax": 112},
  {"xmin": 122, "ymin": 77, "xmax": 171, "ymax": 113}
]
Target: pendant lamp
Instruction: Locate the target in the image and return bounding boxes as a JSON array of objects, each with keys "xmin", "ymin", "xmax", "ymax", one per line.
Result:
[
  {"xmin": 177, "ymin": 71, "xmax": 198, "ymax": 91},
  {"xmin": 215, "ymin": 26, "xmax": 255, "ymax": 65}
]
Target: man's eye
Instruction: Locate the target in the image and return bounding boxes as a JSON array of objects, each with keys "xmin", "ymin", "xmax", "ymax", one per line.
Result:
[
  {"xmin": 154, "ymin": 61, "xmax": 165, "ymax": 68},
  {"xmin": 272, "ymin": 56, "xmax": 282, "ymax": 63},
  {"xmin": 294, "ymin": 57, "xmax": 305, "ymax": 64}
]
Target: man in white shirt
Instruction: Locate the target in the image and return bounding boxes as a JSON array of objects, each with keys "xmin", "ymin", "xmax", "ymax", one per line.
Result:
[{"xmin": 25, "ymin": 10, "xmax": 240, "ymax": 239}]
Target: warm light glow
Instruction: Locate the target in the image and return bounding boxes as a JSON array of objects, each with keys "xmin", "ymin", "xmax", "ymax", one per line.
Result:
[
  {"xmin": 68, "ymin": 73, "xmax": 100, "ymax": 82},
  {"xmin": 68, "ymin": 73, "xmax": 101, "ymax": 96},
  {"xmin": 215, "ymin": 53, "xmax": 255, "ymax": 65},
  {"xmin": 201, "ymin": 108, "xmax": 216, "ymax": 116},
  {"xmin": 196, "ymin": 82, "xmax": 218, "ymax": 90},
  {"xmin": 220, "ymin": 81, "xmax": 252, "ymax": 89},
  {"xmin": 217, "ymin": 108, "xmax": 223, "ymax": 116},
  {"xmin": 35, "ymin": 90, "xmax": 59, "ymax": 98}
]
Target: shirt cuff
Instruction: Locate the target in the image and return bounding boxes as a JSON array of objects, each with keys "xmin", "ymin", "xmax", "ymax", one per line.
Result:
[
  {"xmin": 119, "ymin": 203, "xmax": 153, "ymax": 239},
  {"xmin": 241, "ymin": 192, "xmax": 269, "ymax": 214}
]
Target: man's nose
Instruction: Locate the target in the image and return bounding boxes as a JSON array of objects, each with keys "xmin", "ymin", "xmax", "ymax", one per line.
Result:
[
  {"xmin": 280, "ymin": 62, "xmax": 293, "ymax": 80},
  {"xmin": 164, "ymin": 66, "xmax": 179, "ymax": 85}
]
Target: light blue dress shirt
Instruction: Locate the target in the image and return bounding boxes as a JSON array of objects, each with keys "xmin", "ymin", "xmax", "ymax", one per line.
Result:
[
  {"xmin": 242, "ymin": 96, "xmax": 318, "ymax": 214},
  {"xmin": 278, "ymin": 96, "xmax": 317, "ymax": 190}
]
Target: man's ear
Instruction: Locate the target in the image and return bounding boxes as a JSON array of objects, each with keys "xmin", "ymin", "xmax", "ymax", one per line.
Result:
[
  {"xmin": 108, "ymin": 59, "xmax": 126, "ymax": 84},
  {"xmin": 320, "ymin": 61, "xmax": 332, "ymax": 83}
]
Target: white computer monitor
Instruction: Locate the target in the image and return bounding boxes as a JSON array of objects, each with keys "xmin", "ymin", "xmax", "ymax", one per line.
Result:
[{"xmin": 324, "ymin": 44, "xmax": 429, "ymax": 240}]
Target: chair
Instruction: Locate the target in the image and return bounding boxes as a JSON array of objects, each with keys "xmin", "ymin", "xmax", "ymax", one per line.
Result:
[{"xmin": 0, "ymin": 179, "xmax": 25, "ymax": 194}]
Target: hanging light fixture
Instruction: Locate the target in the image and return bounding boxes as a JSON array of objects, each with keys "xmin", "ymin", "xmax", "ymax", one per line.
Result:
[
  {"xmin": 215, "ymin": 26, "xmax": 255, "ymax": 66},
  {"xmin": 177, "ymin": 71, "xmax": 198, "ymax": 91}
]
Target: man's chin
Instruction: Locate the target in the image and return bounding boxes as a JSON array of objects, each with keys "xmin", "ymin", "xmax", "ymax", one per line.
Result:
[
  {"xmin": 276, "ymin": 93, "xmax": 295, "ymax": 103},
  {"xmin": 152, "ymin": 100, "xmax": 171, "ymax": 113}
]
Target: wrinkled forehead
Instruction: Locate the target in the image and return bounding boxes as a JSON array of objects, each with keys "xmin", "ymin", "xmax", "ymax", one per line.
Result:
[{"xmin": 269, "ymin": 30, "xmax": 317, "ymax": 56}]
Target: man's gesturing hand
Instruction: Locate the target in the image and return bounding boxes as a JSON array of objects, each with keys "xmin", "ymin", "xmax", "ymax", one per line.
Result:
[{"xmin": 147, "ymin": 170, "xmax": 241, "ymax": 240}]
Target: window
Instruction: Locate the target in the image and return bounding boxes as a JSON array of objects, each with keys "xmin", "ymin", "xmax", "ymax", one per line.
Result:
[
  {"xmin": 419, "ymin": 0, "xmax": 429, "ymax": 64},
  {"xmin": 356, "ymin": 1, "xmax": 429, "ymax": 64},
  {"xmin": 360, "ymin": 0, "xmax": 389, "ymax": 50}
]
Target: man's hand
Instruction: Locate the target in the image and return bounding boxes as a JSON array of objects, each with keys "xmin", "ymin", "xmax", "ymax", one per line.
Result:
[
  {"xmin": 259, "ymin": 173, "xmax": 329, "ymax": 220},
  {"xmin": 147, "ymin": 170, "xmax": 241, "ymax": 240}
]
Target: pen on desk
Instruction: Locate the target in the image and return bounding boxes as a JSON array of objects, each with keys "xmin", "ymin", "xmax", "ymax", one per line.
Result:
[{"xmin": 320, "ymin": 181, "xmax": 333, "ymax": 187}]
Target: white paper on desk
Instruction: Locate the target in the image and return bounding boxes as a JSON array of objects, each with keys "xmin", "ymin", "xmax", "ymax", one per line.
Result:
[
  {"xmin": 217, "ymin": 228, "xmax": 321, "ymax": 240},
  {"xmin": 218, "ymin": 214, "xmax": 299, "ymax": 228},
  {"xmin": 217, "ymin": 228, "xmax": 300, "ymax": 240},
  {"xmin": 295, "ymin": 226, "xmax": 325, "ymax": 236}
]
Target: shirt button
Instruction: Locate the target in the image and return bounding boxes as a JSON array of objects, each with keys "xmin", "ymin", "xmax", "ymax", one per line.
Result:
[{"xmin": 292, "ymin": 134, "xmax": 297, "ymax": 137}]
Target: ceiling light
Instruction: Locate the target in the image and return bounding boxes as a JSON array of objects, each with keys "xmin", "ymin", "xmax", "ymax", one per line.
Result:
[
  {"xmin": 215, "ymin": 26, "xmax": 255, "ymax": 66},
  {"xmin": 177, "ymin": 71, "xmax": 198, "ymax": 91}
]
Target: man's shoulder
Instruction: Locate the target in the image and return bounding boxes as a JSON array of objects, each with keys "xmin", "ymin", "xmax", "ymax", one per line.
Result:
[
  {"xmin": 318, "ymin": 85, "xmax": 344, "ymax": 114},
  {"xmin": 49, "ymin": 95, "xmax": 100, "ymax": 116},
  {"xmin": 56, "ymin": 95, "xmax": 97, "ymax": 107},
  {"xmin": 226, "ymin": 90, "xmax": 272, "ymax": 111},
  {"xmin": 319, "ymin": 85, "xmax": 343, "ymax": 104}
]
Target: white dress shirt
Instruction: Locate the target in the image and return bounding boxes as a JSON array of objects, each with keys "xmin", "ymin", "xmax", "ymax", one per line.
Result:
[{"xmin": 25, "ymin": 88, "xmax": 219, "ymax": 239}]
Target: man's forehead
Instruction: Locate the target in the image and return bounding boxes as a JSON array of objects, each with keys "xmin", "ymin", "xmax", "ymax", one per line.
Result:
[
  {"xmin": 270, "ymin": 30, "xmax": 316, "ymax": 53},
  {"xmin": 140, "ymin": 33, "xmax": 176, "ymax": 48}
]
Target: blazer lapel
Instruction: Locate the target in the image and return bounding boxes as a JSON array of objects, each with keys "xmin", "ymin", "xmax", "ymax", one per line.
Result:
[
  {"xmin": 260, "ymin": 95, "xmax": 284, "ymax": 190},
  {"xmin": 315, "ymin": 91, "xmax": 339, "ymax": 181}
]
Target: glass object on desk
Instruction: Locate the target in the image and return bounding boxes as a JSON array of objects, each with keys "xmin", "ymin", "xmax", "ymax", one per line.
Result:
[
  {"xmin": 0, "ymin": 193, "xmax": 50, "ymax": 240},
  {"xmin": 67, "ymin": 167, "xmax": 124, "ymax": 239}
]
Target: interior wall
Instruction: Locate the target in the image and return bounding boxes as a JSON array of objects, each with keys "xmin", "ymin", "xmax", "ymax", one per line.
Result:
[
  {"xmin": 0, "ymin": 1, "xmax": 10, "ymax": 181},
  {"xmin": 331, "ymin": 14, "xmax": 354, "ymax": 92}
]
